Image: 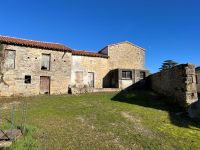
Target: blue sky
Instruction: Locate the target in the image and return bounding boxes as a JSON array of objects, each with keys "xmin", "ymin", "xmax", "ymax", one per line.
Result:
[{"xmin": 0, "ymin": 0, "xmax": 199, "ymax": 73}]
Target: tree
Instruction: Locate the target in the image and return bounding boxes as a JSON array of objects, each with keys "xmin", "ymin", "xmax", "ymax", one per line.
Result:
[{"xmin": 159, "ymin": 60, "xmax": 178, "ymax": 71}]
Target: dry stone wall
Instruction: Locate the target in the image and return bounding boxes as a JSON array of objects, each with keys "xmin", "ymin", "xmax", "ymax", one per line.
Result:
[
  {"xmin": 196, "ymin": 70, "xmax": 200, "ymax": 93},
  {"xmin": 148, "ymin": 64, "xmax": 198, "ymax": 108}
]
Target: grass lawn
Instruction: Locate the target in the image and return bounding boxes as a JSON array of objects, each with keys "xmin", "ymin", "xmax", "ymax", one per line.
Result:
[{"xmin": 0, "ymin": 90, "xmax": 200, "ymax": 150}]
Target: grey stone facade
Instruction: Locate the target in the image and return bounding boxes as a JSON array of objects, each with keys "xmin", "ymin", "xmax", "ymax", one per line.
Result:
[
  {"xmin": 148, "ymin": 64, "xmax": 198, "ymax": 108},
  {"xmin": 195, "ymin": 67, "xmax": 200, "ymax": 93}
]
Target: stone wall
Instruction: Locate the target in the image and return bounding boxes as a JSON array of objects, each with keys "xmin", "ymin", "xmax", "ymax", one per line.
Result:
[
  {"xmin": 0, "ymin": 45, "xmax": 71, "ymax": 97},
  {"xmin": 105, "ymin": 42, "xmax": 145, "ymax": 70},
  {"xmin": 196, "ymin": 70, "xmax": 200, "ymax": 93},
  {"xmin": 148, "ymin": 64, "xmax": 198, "ymax": 108},
  {"xmin": 0, "ymin": 41, "xmax": 147, "ymax": 96},
  {"xmin": 71, "ymin": 55, "xmax": 109, "ymax": 88}
]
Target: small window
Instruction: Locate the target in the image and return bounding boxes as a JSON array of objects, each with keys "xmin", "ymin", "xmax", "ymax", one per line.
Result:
[
  {"xmin": 122, "ymin": 71, "xmax": 132, "ymax": 79},
  {"xmin": 140, "ymin": 72, "xmax": 146, "ymax": 79},
  {"xmin": 4, "ymin": 50, "xmax": 16, "ymax": 69},
  {"xmin": 41, "ymin": 54, "xmax": 50, "ymax": 70},
  {"xmin": 25, "ymin": 75, "xmax": 31, "ymax": 84}
]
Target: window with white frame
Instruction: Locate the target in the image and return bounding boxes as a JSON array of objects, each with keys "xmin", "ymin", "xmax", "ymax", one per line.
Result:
[{"xmin": 122, "ymin": 71, "xmax": 132, "ymax": 79}]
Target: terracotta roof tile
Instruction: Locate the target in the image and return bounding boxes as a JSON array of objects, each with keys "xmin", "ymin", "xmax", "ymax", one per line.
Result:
[
  {"xmin": 0, "ymin": 36, "xmax": 72, "ymax": 52},
  {"xmin": 72, "ymin": 50, "xmax": 108, "ymax": 58}
]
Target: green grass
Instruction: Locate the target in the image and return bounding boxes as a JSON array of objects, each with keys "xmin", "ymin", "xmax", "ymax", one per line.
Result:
[{"xmin": 0, "ymin": 90, "xmax": 200, "ymax": 150}]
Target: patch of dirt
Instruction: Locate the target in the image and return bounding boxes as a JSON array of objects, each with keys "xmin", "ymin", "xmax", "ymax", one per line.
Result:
[{"xmin": 121, "ymin": 111, "xmax": 154, "ymax": 138}]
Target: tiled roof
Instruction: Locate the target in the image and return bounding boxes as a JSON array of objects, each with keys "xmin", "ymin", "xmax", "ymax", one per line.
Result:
[
  {"xmin": 0, "ymin": 36, "xmax": 72, "ymax": 52},
  {"xmin": 72, "ymin": 50, "xmax": 108, "ymax": 58}
]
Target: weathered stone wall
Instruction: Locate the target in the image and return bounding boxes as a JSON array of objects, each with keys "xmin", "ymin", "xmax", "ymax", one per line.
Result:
[
  {"xmin": 0, "ymin": 45, "xmax": 71, "ymax": 97},
  {"xmin": 71, "ymin": 55, "xmax": 109, "ymax": 88},
  {"xmin": 106, "ymin": 42, "xmax": 145, "ymax": 70},
  {"xmin": 148, "ymin": 64, "xmax": 198, "ymax": 107},
  {"xmin": 196, "ymin": 70, "xmax": 200, "ymax": 93},
  {"xmin": 0, "ymin": 41, "xmax": 147, "ymax": 96}
]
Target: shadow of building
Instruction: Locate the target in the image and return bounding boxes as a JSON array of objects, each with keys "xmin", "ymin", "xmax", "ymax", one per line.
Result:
[{"xmin": 111, "ymin": 83, "xmax": 200, "ymax": 129}]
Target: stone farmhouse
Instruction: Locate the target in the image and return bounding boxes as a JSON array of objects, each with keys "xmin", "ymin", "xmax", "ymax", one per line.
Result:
[{"xmin": 0, "ymin": 36, "xmax": 148, "ymax": 97}]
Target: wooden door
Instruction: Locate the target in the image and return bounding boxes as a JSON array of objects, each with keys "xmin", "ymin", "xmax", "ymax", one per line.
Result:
[
  {"xmin": 40, "ymin": 76, "xmax": 50, "ymax": 94},
  {"xmin": 88, "ymin": 72, "xmax": 94, "ymax": 87}
]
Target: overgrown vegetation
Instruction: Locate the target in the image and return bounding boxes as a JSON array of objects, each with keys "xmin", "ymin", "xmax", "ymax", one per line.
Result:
[
  {"xmin": 0, "ymin": 91, "xmax": 200, "ymax": 150},
  {"xmin": 159, "ymin": 60, "xmax": 178, "ymax": 71}
]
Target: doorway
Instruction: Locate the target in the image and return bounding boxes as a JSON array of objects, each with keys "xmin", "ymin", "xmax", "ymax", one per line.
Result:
[
  {"xmin": 88, "ymin": 72, "xmax": 94, "ymax": 87},
  {"xmin": 40, "ymin": 76, "xmax": 50, "ymax": 94}
]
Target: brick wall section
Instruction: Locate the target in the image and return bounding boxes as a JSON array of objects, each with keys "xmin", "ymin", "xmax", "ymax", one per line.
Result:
[
  {"xmin": 0, "ymin": 45, "xmax": 71, "ymax": 96},
  {"xmin": 148, "ymin": 64, "xmax": 198, "ymax": 108},
  {"xmin": 106, "ymin": 42, "xmax": 145, "ymax": 70}
]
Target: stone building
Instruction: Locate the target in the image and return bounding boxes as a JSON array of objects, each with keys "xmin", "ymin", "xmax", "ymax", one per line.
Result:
[
  {"xmin": 196, "ymin": 67, "xmax": 200, "ymax": 93},
  {"xmin": 0, "ymin": 36, "xmax": 148, "ymax": 96}
]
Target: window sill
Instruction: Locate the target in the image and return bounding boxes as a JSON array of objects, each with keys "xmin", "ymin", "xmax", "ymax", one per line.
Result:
[{"xmin": 121, "ymin": 78, "xmax": 132, "ymax": 80}]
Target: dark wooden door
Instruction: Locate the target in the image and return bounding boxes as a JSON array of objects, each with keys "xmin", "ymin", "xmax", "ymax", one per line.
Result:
[{"xmin": 40, "ymin": 76, "xmax": 50, "ymax": 94}]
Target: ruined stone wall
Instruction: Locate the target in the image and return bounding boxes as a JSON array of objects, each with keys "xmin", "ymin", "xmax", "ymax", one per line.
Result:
[
  {"xmin": 0, "ymin": 45, "xmax": 71, "ymax": 97},
  {"xmin": 148, "ymin": 64, "xmax": 198, "ymax": 107},
  {"xmin": 107, "ymin": 42, "xmax": 145, "ymax": 70},
  {"xmin": 71, "ymin": 55, "xmax": 109, "ymax": 88},
  {"xmin": 196, "ymin": 70, "xmax": 200, "ymax": 93}
]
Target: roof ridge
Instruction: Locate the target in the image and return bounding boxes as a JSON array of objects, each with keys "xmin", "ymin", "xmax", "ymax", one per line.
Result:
[
  {"xmin": 72, "ymin": 49, "xmax": 108, "ymax": 58},
  {"xmin": 0, "ymin": 35, "xmax": 65, "ymax": 45},
  {"xmin": 107, "ymin": 41, "xmax": 145, "ymax": 50},
  {"xmin": 98, "ymin": 41, "xmax": 145, "ymax": 53},
  {"xmin": 0, "ymin": 35, "xmax": 72, "ymax": 51}
]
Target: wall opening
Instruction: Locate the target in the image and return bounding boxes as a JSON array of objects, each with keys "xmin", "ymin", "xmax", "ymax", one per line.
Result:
[
  {"xmin": 88, "ymin": 72, "xmax": 94, "ymax": 87},
  {"xmin": 75, "ymin": 71, "xmax": 83, "ymax": 84},
  {"xmin": 40, "ymin": 76, "xmax": 50, "ymax": 94},
  {"xmin": 24, "ymin": 75, "xmax": 31, "ymax": 84},
  {"xmin": 41, "ymin": 54, "xmax": 50, "ymax": 70},
  {"xmin": 4, "ymin": 50, "xmax": 16, "ymax": 69},
  {"xmin": 122, "ymin": 71, "xmax": 132, "ymax": 79}
]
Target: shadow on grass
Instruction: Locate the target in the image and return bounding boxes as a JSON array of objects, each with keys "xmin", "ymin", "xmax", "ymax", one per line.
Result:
[{"xmin": 112, "ymin": 89, "xmax": 200, "ymax": 129}]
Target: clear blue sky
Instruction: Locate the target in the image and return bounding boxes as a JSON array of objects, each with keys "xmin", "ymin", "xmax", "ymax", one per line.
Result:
[{"xmin": 0, "ymin": 0, "xmax": 199, "ymax": 73}]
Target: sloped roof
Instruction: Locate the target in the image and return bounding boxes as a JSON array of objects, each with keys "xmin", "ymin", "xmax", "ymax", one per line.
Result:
[
  {"xmin": 72, "ymin": 50, "xmax": 108, "ymax": 58},
  {"xmin": 0, "ymin": 36, "xmax": 72, "ymax": 52},
  {"xmin": 98, "ymin": 41, "xmax": 145, "ymax": 53}
]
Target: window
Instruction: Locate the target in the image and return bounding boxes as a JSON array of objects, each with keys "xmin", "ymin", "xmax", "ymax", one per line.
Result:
[
  {"xmin": 75, "ymin": 71, "xmax": 83, "ymax": 83},
  {"xmin": 122, "ymin": 71, "xmax": 132, "ymax": 79},
  {"xmin": 196, "ymin": 75, "xmax": 198, "ymax": 84},
  {"xmin": 140, "ymin": 72, "xmax": 146, "ymax": 79},
  {"xmin": 25, "ymin": 75, "xmax": 31, "ymax": 84},
  {"xmin": 4, "ymin": 50, "xmax": 16, "ymax": 69},
  {"xmin": 41, "ymin": 54, "xmax": 50, "ymax": 70}
]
